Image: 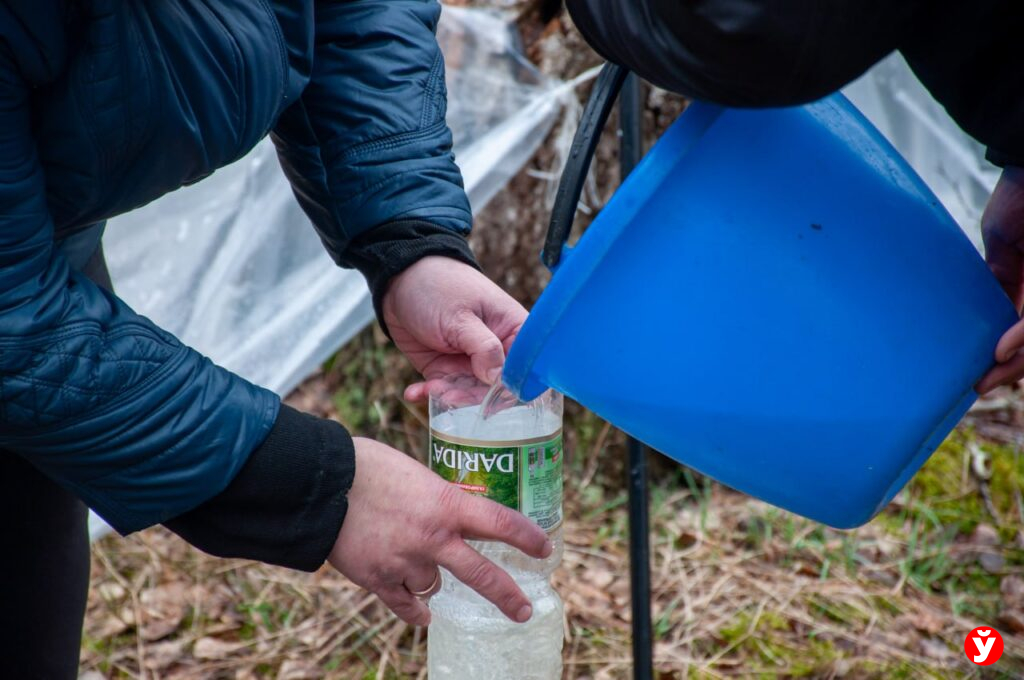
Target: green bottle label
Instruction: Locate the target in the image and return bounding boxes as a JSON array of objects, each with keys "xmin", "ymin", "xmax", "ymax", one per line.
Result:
[{"xmin": 429, "ymin": 430, "xmax": 563, "ymax": 533}]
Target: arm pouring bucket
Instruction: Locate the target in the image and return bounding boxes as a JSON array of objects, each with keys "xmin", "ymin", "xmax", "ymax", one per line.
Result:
[{"xmin": 506, "ymin": 64, "xmax": 1018, "ymax": 528}]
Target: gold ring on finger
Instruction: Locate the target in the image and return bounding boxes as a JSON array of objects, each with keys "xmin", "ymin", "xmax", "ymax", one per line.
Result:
[{"xmin": 405, "ymin": 570, "xmax": 441, "ymax": 599}]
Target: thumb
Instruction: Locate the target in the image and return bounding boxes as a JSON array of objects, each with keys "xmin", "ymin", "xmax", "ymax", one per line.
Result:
[{"xmin": 450, "ymin": 312, "xmax": 506, "ymax": 385}]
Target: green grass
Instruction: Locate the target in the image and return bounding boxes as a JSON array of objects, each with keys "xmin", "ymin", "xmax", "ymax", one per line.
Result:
[{"xmin": 717, "ymin": 610, "xmax": 841, "ymax": 678}]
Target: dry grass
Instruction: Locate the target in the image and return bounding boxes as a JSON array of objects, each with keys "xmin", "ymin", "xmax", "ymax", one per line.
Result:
[{"xmin": 81, "ymin": 351, "xmax": 1024, "ymax": 678}]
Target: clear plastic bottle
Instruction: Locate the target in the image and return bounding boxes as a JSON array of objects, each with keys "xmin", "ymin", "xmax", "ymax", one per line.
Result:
[{"xmin": 427, "ymin": 375, "xmax": 564, "ymax": 680}]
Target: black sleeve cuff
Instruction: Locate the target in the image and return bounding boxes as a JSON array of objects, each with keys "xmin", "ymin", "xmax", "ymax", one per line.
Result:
[
  {"xmin": 341, "ymin": 220, "xmax": 481, "ymax": 337},
  {"xmin": 986, "ymin": 147, "xmax": 1024, "ymax": 169},
  {"xmin": 163, "ymin": 405, "xmax": 355, "ymax": 572}
]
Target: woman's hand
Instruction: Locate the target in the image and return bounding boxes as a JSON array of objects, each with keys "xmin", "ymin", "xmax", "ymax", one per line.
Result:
[
  {"xmin": 382, "ymin": 256, "xmax": 528, "ymax": 401},
  {"xmin": 977, "ymin": 167, "xmax": 1024, "ymax": 394},
  {"xmin": 328, "ymin": 437, "xmax": 552, "ymax": 626}
]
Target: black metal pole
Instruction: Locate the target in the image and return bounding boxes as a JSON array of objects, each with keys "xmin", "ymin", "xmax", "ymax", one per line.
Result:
[
  {"xmin": 619, "ymin": 72, "xmax": 654, "ymax": 680},
  {"xmin": 626, "ymin": 437, "xmax": 653, "ymax": 679}
]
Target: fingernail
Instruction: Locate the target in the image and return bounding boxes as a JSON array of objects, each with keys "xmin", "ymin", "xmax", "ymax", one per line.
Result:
[
  {"xmin": 542, "ymin": 539, "xmax": 553, "ymax": 557},
  {"xmin": 516, "ymin": 605, "xmax": 533, "ymax": 623},
  {"xmin": 486, "ymin": 367, "xmax": 502, "ymax": 384}
]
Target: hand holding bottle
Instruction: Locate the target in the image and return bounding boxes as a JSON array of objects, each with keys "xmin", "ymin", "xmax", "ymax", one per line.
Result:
[
  {"xmin": 327, "ymin": 437, "xmax": 552, "ymax": 626},
  {"xmin": 381, "ymin": 256, "xmax": 527, "ymax": 401}
]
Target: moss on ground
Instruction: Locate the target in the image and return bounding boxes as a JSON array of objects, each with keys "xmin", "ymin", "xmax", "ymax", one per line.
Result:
[
  {"xmin": 900, "ymin": 431, "xmax": 1024, "ymax": 534},
  {"xmin": 717, "ymin": 610, "xmax": 844, "ymax": 677}
]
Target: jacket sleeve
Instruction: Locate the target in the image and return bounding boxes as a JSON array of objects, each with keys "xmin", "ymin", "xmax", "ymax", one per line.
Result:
[
  {"xmin": 899, "ymin": 2, "xmax": 1024, "ymax": 168},
  {"xmin": 271, "ymin": 0, "xmax": 478, "ymax": 323},
  {"xmin": 165, "ymin": 404, "xmax": 355, "ymax": 571},
  {"xmin": 567, "ymin": 0, "xmax": 1023, "ymax": 167},
  {"xmin": 0, "ymin": 28, "xmax": 280, "ymax": 534},
  {"xmin": 565, "ymin": 0, "xmax": 922, "ymax": 107}
]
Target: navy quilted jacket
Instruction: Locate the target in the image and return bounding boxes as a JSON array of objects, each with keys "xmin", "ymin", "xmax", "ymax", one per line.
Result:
[{"xmin": 0, "ymin": 0, "xmax": 470, "ymax": 535}]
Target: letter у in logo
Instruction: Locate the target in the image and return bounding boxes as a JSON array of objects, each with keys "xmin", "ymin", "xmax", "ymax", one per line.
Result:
[{"xmin": 963, "ymin": 627, "xmax": 1004, "ymax": 666}]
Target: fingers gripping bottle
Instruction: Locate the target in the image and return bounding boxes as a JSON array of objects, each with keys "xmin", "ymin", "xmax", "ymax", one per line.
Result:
[{"xmin": 427, "ymin": 375, "xmax": 564, "ymax": 679}]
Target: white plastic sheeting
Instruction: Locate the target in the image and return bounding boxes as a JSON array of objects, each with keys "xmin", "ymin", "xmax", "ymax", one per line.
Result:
[{"xmin": 844, "ymin": 53, "xmax": 1000, "ymax": 249}]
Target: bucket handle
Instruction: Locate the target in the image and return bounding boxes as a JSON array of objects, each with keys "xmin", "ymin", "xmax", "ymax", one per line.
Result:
[{"xmin": 542, "ymin": 62, "xmax": 631, "ymax": 270}]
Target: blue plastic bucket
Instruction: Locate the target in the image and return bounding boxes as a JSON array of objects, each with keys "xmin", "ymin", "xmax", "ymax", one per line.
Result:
[{"xmin": 504, "ymin": 67, "xmax": 1017, "ymax": 528}]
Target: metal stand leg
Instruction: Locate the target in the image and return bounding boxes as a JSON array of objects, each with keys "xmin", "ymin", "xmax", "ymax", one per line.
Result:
[
  {"xmin": 626, "ymin": 437, "xmax": 654, "ymax": 680},
  {"xmin": 619, "ymin": 72, "xmax": 654, "ymax": 680}
]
